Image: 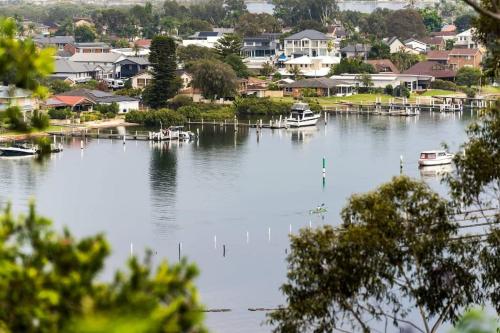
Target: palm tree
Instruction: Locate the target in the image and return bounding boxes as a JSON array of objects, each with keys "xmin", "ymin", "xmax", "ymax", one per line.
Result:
[{"xmin": 289, "ymin": 65, "xmax": 302, "ymax": 80}]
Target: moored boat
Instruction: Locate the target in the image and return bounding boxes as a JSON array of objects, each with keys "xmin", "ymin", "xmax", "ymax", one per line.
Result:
[
  {"xmin": 0, "ymin": 143, "xmax": 37, "ymax": 157},
  {"xmin": 286, "ymin": 102, "xmax": 320, "ymax": 128},
  {"xmin": 418, "ymin": 150, "xmax": 454, "ymax": 166}
]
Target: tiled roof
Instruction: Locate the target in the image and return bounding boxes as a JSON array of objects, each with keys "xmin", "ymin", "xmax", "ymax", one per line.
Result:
[
  {"xmin": 403, "ymin": 61, "xmax": 456, "ymax": 78},
  {"xmin": 449, "ymin": 48, "xmax": 482, "ymax": 56},
  {"xmin": 284, "ymin": 30, "xmax": 330, "ymax": 41},
  {"xmin": 286, "ymin": 78, "xmax": 351, "ymax": 89},
  {"xmin": 421, "ymin": 36, "xmax": 444, "ymax": 45},
  {"xmin": 51, "ymin": 95, "xmax": 92, "ymax": 107},
  {"xmin": 430, "ymin": 31, "xmax": 457, "ymax": 37},
  {"xmin": 54, "ymin": 59, "xmax": 96, "ymax": 73},
  {"xmin": 34, "ymin": 35, "xmax": 74, "ymax": 45},
  {"xmin": 70, "ymin": 53, "xmax": 123, "ymax": 63},
  {"xmin": 365, "ymin": 59, "xmax": 400, "ymax": 74},
  {"xmin": 426, "ymin": 50, "xmax": 450, "ymax": 60}
]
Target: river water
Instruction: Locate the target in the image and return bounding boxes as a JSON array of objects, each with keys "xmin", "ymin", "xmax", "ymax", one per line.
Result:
[
  {"xmin": 0, "ymin": 111, "xmax": 472, "ymax": 332},
  {"xmin": 247, "ymin": 1, "xmax": 435, "ymax": 14}
]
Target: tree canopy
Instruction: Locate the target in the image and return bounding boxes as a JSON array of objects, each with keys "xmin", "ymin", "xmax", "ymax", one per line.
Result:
[
  {"xmin": 330, "ymin": 58, "xmax": 375, "ymax": 75},
  {"xmin": 456, "ymin": 67, "xmax": 482, "ymax": 87},
  {"xmin": 74, "ymin": 25, "xmax": 96, "ymax": 43},
  {"xmin": 272, "ymin": 0, "xmax": 338, "ymax": 27},
  {"xmin": 190, "ymin": 59, "xmax": 238, "ymax": 100}
]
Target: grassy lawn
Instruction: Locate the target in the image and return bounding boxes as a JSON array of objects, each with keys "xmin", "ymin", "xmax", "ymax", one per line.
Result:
[
  {"xmin": 0, "ymin": 125, "xmax": 65, "ymax": 137},
  {"xmin": 271, "ymin": 90, "xmax": 465, "ymax": 106},
  {"xmin": 480, "ymin": 85, "xmax": 500, "ymax": 94}
]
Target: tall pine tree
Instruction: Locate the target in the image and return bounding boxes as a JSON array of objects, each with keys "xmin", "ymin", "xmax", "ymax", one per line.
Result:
[{"xmin": 144, "ymin": 36, "xmax": 181, "ymax": 109}]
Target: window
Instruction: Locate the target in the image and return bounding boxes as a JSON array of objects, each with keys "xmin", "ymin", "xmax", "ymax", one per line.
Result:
[{"xmin": 420, "ymin": 153, "xmax": 436, "ymax": 159}]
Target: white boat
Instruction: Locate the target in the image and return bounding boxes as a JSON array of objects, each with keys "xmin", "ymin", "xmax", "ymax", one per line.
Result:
[
  {"xmin": 418, "ymin": 150, "xmax": 454, "ymax": 166},
  {"xmin": 0, "ymin": 143, "xmax": 37, "ymax": 157},
  {"xmin": 286, "ymin": 102, "xmax": 320, "ymax": 128},
  {"xmin": 170, "ymin": 126, "xmax": 195, "ymax": 141}
]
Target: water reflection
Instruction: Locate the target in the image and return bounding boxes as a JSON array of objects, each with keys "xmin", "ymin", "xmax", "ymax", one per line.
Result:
[
  {"xmin": 419, "ymin": 164, "xmax": 453, "ymax": 181},
  {"xmin": 289, "ymin": 127, "xmax": 319, "ymax": 144},
  {"xmin": 149, "ymin": 141, "xmax": 178, "ymax": 235}
]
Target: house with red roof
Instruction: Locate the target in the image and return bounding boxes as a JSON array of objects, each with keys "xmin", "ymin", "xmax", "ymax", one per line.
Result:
[
  {"xmin": 365, "ymin": 59, "xmax": 400, "ymax": 74},
  {"xmin": 449, "ymin": 48, "xmax": 484, "ymax": 69},
  {"xmin": 422, "ymin": 37, "xmax": 445, "ymax": 51},
  {"xmin": 402, "ymin": 61, "xmax": 456, "ymax": 81},
  {"xmin": 45, "ymin": 95, "xmax": 94, "ymax": 112}
]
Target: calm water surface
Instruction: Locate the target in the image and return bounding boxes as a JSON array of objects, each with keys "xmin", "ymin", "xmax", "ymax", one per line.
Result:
[{"xmin": 0, "ymin": 112, "xmax": 472, "ymax": 332}]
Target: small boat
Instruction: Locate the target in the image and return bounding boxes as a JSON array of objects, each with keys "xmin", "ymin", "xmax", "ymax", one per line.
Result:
[
  {"xmin": 169, "ymin": 126, "xmax": 195, "ymax": 141},
  {"xmin": 418, "ymin": 150, "xmax": 454, "ymax": 167},
  {"xmin": 309, "ymin": 203, "xmax": 327, "ymax": 214},
  {"xmin": 286, "ymin": 102, "xmax": 320, "ymax": 128},
  {"xmin": 0, "ymin": 143, "xmax": 38, "ymax": 157}
]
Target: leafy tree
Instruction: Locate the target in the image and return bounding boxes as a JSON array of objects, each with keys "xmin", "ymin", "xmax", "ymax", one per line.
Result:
[
  {"xmin": 214, "ymin": 33, "xmax": 243, "ymax": 59},
  {"xmin": 387, "ymin": 9, "xmax": 427, "ymax": 40},
  {"xmin": 356, "ymin": 73, "xmax": 373, "ymax": 92},
  {"xmin": 359, "ymin": 8, "xmax": 391, "ymax": 38},
  {"xmin": 294, "ymin": 20, "xmax": 327, "ymax": 33},
  {"xmin": 445, "ymin": 39, "xmax": 455, "ymax": 50},
  {"xmin": 224, "ymin": 53, "xmax": 249, "ymax": 78},
  {"xmin": 224, "ymin": 0, "xmax": 248, "ymax": 26},
  {"xmin": 390, "ymin": 51, "xmax": 422, "ymax": 71},
  {"xmin": 48, "ymin": 79, "xmax": 72, "ymax": 94},
  {"xmin": 419, "ymin": 8, "xmax": 443, "ymax": 32},
  {"xmin": 190, "ymin": 59, "xmax": 238, "ymax": 100},
  {"xmin": 30, "ymin": 110, "xmax": 50, "ymax": 130},
  {"xmin": 5, "ymin": 106, "xmax": 29, "ymax": 132},
  {"xmin": 454, "ymin": 13, "xmax": 475, "ymax": 32},
  {"xmin": 55, "ymin": 18, "xmax": 74, "ymax": 36},
  {"xmin": 74, "ymin": 25, "xmax": 96, "ymax": 43},
  {"xmin": 367, "ymin": 39, "xmax": 390, "ymax": 59},
  {"xmin": 113, "ymin": 38, "xmax": 130, "ymax": 48},
  {"xmin": 341, "ymin": 10, "xmax": 368, "ymax": 33},
  {"xmin": 393, "ymin": 84, "xmax": 410, "ymax": 97},
  {"xmin": 234, "ymin": 13, "xmax": 281, "ymax": 36},
  {"xmin": 272, "ymin": 0, "xmax": 339, "ymax": 26},
  {"xmin": 178, "ymin": 19, "xmax": 212, "ymax": 37},
  {"xmin": 177, "ymin": 45, "xmax": 217, "ymax": 65},
  {"xmin": 144, "ymin": 36, "xmax": 181, "ymax": 109},
  {"xmin": 0, "ymin": 203, "xmax": 207, "ymax": 332},
  {"xmin": 289, "ymin": 65, "xmax": 302, "ymax": 80},
  {"xmin": 269, "ymin": 176, "xmax": 481, "ymax": 333},
  {"xmin": 330, "ymin": 58, "xmax": 375, "ymax": 75},
  {"xmin": 0, "ymin": 17, "xmax": 54, "ymax": 96},
  {"xmin": 190, "ymin": 0, "xmax": 227, "ymax": 26},
  {"xmin": 260, "ymin": 62, "xmax": 275, "ymax": 76},
  {"xmin": 450, "ymin": 308, "xmax": 499, "ymax": 333},
  {"xmin": 456, "ymin": 67, "xmax": 482, "ymax": 87}
]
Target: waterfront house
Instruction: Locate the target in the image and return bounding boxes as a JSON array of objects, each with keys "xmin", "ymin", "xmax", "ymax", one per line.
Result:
[
  {"xmin": 404, "ymin": 39, "xmax": 427, "ymax": 53},
  {"xmin": 57, "ymin": 89, "xmax": 139, "ymax": 113},
  {"xmin": 64, "ymin": 42, "xmax": 111, "ymax": 56},
  {"xmin": 330, "ymin": 73, "xmax": 434, "ymax": 91},
  {"xmin": 0, "ymin": 86, "xmax": 38, "ymax": 112},
  {"xmin": 182, "ymin": 31, "xmax": 225, "ymax": 49},
  {"xmin": 284, "ymin": 30, "xmax": 336, "ymax": 58},
  {"xmin": 239, "ymin": 77, "xmax": 268, "ymax": 97},
  {"xmin": 34, "ymin": 35, "xmax": 74, "ymax": 50},
  {"xmin": 448, "ymin": 48, "xmax": 483, "ymax": 69},
  {"xmin": 422, "ymin": 37, "xmax": 445, "ymax": 51},
  {"xmin": 365, "ymin": 59, "xmax": 400, "ymax": 74},
  {"xmin": 402, "ymin": 61, "xmax": 456, "ymax": 81},
  {"xmin": 280, "ymin": 55, "xmax": 340, "ymax": 78},
  {"xmin": 69, "ymin": 53, "xmax": 127, "ymax": 79},
  {"xmin": 340, "ymin": 44, "xmax": 371, "ymax": 59},
  {"xmin": 45, "ymin": 95, "xmax": 94, "ymax": 112},
  {"xmin": 454, "ymin": 29, "xmax": 480, "ymax": 49},
  {"xmin": 284, "ymin": 78, "xmax": 354, "ymax": 97},
  {"xmin": 51, "ymin": 58, "xmax": 99, "ymax": 83},
  {"xmin": 242, "ymin": 34, "xmax": 281, "ymax": 69}
]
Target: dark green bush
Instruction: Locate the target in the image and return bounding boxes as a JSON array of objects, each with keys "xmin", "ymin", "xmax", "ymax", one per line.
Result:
[
  {"xmin": 234, "ymin": 97, "xmax": 291, "ymax": 116},
  {"xmin": 80, "ymin": 112, "xmax": 102, "ymax": 123},
  {"xmin": 384, "ymin": 84, "xmax": 394, "ymax": 95},
  {"xmin": 48, "ymin": 108, "xmax": 72, "ymax": 120},
  {"xmin": 95, "ymin": 103, "xmax": 119, "ymax": 115},
  {"xmin": 168, "ymin": 95, "xmax": 194, "ymax": 110},
  {"xmin": 126, "ymin": 109, "xmax": 186, "ymax": 127},
  {"xmin": 5, "ymin": 106, "xmax": 29, "ymax": 132},
  {"xmin": 430, "ymin": 79, "xmax": 457, "ymax": 91},
  {"xmin": 393, "ymin": 84, "xmax": 410, "ymax": 98},
  {"xmin": 30, "ymin": 110, "xmax": 50, "ymax": 130}
]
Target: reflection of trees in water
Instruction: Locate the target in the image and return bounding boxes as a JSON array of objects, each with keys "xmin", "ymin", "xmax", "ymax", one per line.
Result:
[
  {"xmin": 0, "ymin": 156, "xmax": 51, "ymax": 209},
  {"xmin": 190, "ymin": 124, "xmax": 249, "ymax": 150},
  {"xmin": 149, "ymin": 142, "xmax": 178, "ymax": 236}
]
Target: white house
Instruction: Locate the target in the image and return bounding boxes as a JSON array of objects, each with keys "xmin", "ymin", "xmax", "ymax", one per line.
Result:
[
  {"xmin": 281, "ymin": 55, "xmax": 340, "ymax": 77},
  {"xmin": 284, "ymin": 30, "xmax": 337, "ymax": 58},
  {"xmin": 0, "ymin": 86, "xmax": 38, "ymax": 112},
  {"xmin": 455, "ymin": 28, "xmax": 479, "ymax": 49},
  {"xmin": 382, "ymin": 37, "xmax": 418, "ymax": 54},
  {"xmin": 52, "ymin": 59, "xmax": 97, "ymax": 83},
  {"xmin": 329, "ymin": 73, "xmax": 434, "ymax": 91},
  {"xmin": 404, "ymin": 39, "xmax": 427, "ymax": 53},
  {"xmin": 182, "ymin": 31, "xmax": 225, "ymax": 49}
]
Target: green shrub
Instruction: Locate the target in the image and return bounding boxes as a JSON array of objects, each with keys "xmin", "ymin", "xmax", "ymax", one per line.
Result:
[
  {"xmin": 199, "ymin": 106, "xmax": 235, "ymax": 121},
  {"xmin": 5, "ymin": 106, "xmax": 29, "ymax": 132},
  {"xmin": 430, "ymin": 79, "xmax": 457, "ymax": 91},
  {"xmin": 35, "ymin": 136, "xmax": 52, "ymax": 154},
  {"xmin": 234, "ymin": 97, "xmax": 291, "ymax": 116},
  {"xmin": 80, "ymin": 112, "xmax": 102, "ymax": 123},
  {"xmin": 105, "ymin": 112, "xmax": 116, "ymax": 119},
  {"xmin": 95, "ymin": 103, "xmax": 119, "ymax": 115},
  {"xmin": 126, "ymin": 109, "xmax": 186, "ymax": 127},
  {"xmin": 459, "ymin": 86, "xmax": 477, "ymax": 98},
  {"xmin": 48, "ymin": 108, "xmax": 72, "ymax": 120},
  {"xmin": 301, "ymin": 88, "xmax": 318, "ymax": 97},
  {"xmin": 125, "ymin": 110, "xmax": 145, "ymax": 124},
  {"xmin": 178, "ymin": 105, "xmax": 202, "ymax": 119},
  {"xmin": 30, "ymin": 110, "xmax": 50, "ymax": 130},
  {"xmin": 168, "ymin": 95, "xmax": 194, "ymax": 110},
  {"xmin": 384, "ymin": 84, "xmax": 394, "ymax": 95},
  {"xmin": 393, "ymin": 84, "xmax": 410, "ymax": 98}
]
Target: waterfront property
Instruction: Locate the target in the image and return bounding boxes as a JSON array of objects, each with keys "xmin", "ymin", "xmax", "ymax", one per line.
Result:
[
  {"xmin": 54, "ymin": 89, "xmax": 139, "ymax": 113},
  {"xmin": 280, "ymin": 55, "xmax": 341, "ymax": 77},
  {"xmin": 0, "ymin": 86, "xmax": 38, "ymax": 112},
  {"xmin": 329, "ymin": 73, "xmax": 433, "ymax": 91},
  {"xmin": 284, "ymin": 30, "xmax": 337, "ymax": 58},
  {"xmin": 284, "ymin": 78, "xmax": 354, "ymax": 97}
]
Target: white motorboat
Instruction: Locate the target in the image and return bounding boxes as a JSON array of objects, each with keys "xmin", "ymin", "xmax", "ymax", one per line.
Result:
[
  {"xmin": 418, "ymin": 150, "xmax": 454, "ymax": 166},
  {"xmin": 0, "ymin": 143, "xmax": 37, "ymax": 157},
  {"xmin": 170, "ymin": 126, "xmax": 195, "ymax": 141},
  {"xmin": 286, "ymin": 102, "xmax": 320, "ymax": 128}
]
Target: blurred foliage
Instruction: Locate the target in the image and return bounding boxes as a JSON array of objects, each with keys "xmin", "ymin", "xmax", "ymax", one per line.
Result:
[{"xmin": 0, "ymin": 203, "xmax": 207, "ymax": 332}]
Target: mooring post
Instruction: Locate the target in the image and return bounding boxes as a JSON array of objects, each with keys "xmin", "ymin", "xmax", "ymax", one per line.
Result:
[
  {"xmin": 130, "ymin": 242, "xmax": 133, "ymax": 256},
  {"xmin": 246, "ymin": 231, "xmax": 249, "ymax": 244},
  {"xmin": 268, "ymin": 227, "xmax": 271, "ymax": 242},
  {"xmin": 322, "ymin": 157, "xmax": 326, "ymax": 180},
  {"xmin": 400, "ymin": 155, "xmax": 403, "ymax": 173},
  {"xmin": 80, "ymin": 140, "xmax": 83, "ymax": 150},
  {"xmin": 178, "ymin": 242, "xmax": 182, "ymax": 261},
  {"xmin": 223, "ymin": 244, "xmax": 226, "ymax": 257},
  {"xmin": 123, "ymin": 135, "xmax": 126, "ymax": 144},
  {"xmin": 214, "ymin": 235, "xmax": 217, "ymax": 249}
]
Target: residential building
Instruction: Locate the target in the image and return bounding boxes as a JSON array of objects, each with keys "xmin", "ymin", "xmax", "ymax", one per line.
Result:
[
  {"xmin": 340, "ymin": 44, "xmax": 371, "ymax": 59},
  {"xmin": 130, "ymin": 71, "xmax": 153, "ymax": 89},
  {"xmin": 111, "ymin": 48, "xmax": 150, "ymax": 57},
  {"xmin": 45, "ymin": 95, "xmax": 94, "ymax": 112},
  {"xmin": 455, "ymin": 28, "xmax": 479, "ymax": 49},
  {"xmin": 422, "ymin": 37, "xmax": 445, "ymax": 51},
  {"xmin": 330, "ymin": 73, "xmax": 434, "ymax": 91},
  {"xmin": 430, "ymin": 30, "xmax": 457, "ymax": 41},
  {"xmin": 448, "ymin": 48, "xmax": 483, "ymax": 69},
  {"xmin": 382, "ymin": 37, "xmax": 405, "ymax": 54},
  {"xmin": 284, "ymin": 78, "xmax": 354, "ymax": 97},
  {"xmin": 404, "ymin": 39, "xmax": 427, "ymax": 53},
  {"xmin": 34, "ymin": 35, "xmax": 74, "ymax": 50},
  {"xmin": 365, "ymin": 59, "xmax": 400, "ymax": 74},
  {"xmin": 402, "ymin": 61, "xmax": 456, "ymax": 81},
  {"xmin": 134, "ymin": 39, "xmax": 152, "ymax": 49},
  {"xmin": 326, "ymin": 24, "xmax": 347, "ymax": 40},
  {"xmin": 0, "ymin": 86, "xmax": 38, "ymax": 112},
  {"xmin": 64, "ymin": 42, "xmax": 111, "ymax": 56},
  {"xmin": 242, "ymin": 34, "xmax": 281, "ymax": 59},
  {"xmin": 427, "ymin": 50, "xmax": 451, "ymax": 64},
  {"xmin": 115, "ymin": 57, "xmax": 150, "ymax": 78},
  {"xmin": 182, "ymin": 31, "xmax": 225, "ymax": 48},
  {"xmin": 51, "ymin": 58, "xmax": 99, "ymax": 83},
  {"xmin": 239, "ymin": 77, "xmax": 268, "ymax": 97},
  {"xmin": 57, "ymin": 89, "xmax": 139, "ymax": 113},
  {"xmin": 284, "ymin": 30, "xmax": 336, "ymax": 58},
  {"xmin": 280, "ymin": 55, "xmax": 340, "ymax": 77},
  {"xmin": 69, "ymin": 53, "xmax": 144, "ymax": 79}
]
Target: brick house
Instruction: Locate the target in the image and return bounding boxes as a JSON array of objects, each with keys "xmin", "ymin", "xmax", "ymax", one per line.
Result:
[{"xmin": 448, "ymin": 48, "xmax": 483, "ymax": 69}]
